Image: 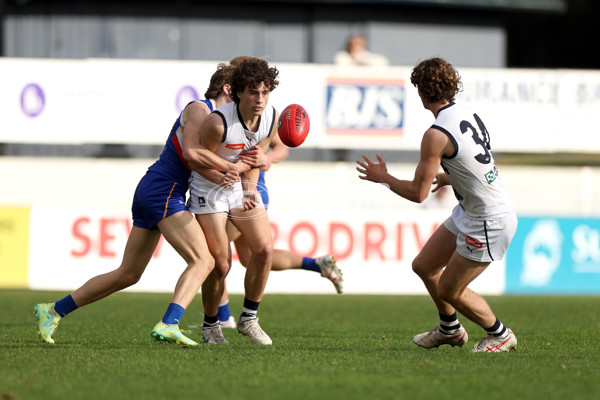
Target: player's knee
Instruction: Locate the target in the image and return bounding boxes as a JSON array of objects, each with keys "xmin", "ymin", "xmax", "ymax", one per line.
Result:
[
  {"xmin": 212, "ymin": 257, "xmax": 231, "ymax": 278},
  {"xmin": 181, "ymin": 253, "xmax": 215, "ymax": 281},
  {"xmin": 252, "ymin": 243, "xmax": 273, "ymax": 264},
  {"xmin": 198, "ymin": 255, "xmax": 215, "ymax": 275},
  {"xmin": 118, "ymin": 271, "xmax": 143, "ymax": 289},
  {"xmin": 412, "ymin": 258, "xmax": 426, "ymax": 277}
]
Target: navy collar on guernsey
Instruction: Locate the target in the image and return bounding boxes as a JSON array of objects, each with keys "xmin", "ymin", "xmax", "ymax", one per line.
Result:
[
  {"xmin": 236, "ymin": 103, "xmax": 262, "ymax": 132},
  {"xmin": 436, "ymin": 102, "xmax": 455, "ymax": 117}
]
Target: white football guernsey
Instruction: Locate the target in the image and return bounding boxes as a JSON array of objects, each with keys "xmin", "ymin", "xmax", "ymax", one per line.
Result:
[
  {"xmin": 188, "ymin": 102, "xmax": 276, "ymax": 213},
  {"xmin": 433, "ymin": 103, "xmax": 513, "ymax": 220},
  {"xmin": 212, "ymin": 102, "xmax": 277, "ymax": 163}
]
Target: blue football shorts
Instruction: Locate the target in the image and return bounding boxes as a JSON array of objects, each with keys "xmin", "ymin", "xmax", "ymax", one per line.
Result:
[
  {"xmin": 257, "ymin": 171, "xmax": 269, "ymax": 208},
  {"xmin": 131, "ymin": 171, "xmax": 189, "ymax": 230}
]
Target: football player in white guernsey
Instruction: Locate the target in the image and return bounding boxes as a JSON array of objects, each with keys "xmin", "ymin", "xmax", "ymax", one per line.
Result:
[
  {"xmin": 356, "ymin": 57, "xmax": 518, "ymax": 353},
  {"xmin": 212, "ymin": 56, "xmax": 343, "ymax": 333},
  {"xmin": 188, "ymin": 58, "xmax": 279, "ymax": 345}
]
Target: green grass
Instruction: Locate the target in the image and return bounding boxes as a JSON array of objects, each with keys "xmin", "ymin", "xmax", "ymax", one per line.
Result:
[{"xmin": 1, "ymin": 290, "xmax": 599, "ymax": 400}]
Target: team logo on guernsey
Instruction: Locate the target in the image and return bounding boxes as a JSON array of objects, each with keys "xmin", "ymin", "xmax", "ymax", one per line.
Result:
[
  {"xmin": 465, "ymin": 236, "xmax": 483, "ymax": 248},
  {"xmin": 485, "ymin": 166, "xmax": 499, "ymax": 184},
  {"xmin": 226, "ymin": 143, "xmax": 245, "ymax": 150}
]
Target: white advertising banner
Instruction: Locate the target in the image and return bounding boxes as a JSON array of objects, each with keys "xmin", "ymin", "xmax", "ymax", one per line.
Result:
[
  {"xmin": 1, "ymin": 58, "xmax": 218, "ymax": 144},
  {"xmin": 2, "ymin": 57, "xmax": 600, "ymax": 153},
  {"xmin": 27, "ymin": 204, "xmax": 505, "ymax": 295},
  {"xmin": 457, "ymin": 68, "xmax": 600, "ymax": 153}
]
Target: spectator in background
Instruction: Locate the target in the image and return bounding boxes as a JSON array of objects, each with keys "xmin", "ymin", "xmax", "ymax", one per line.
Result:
[{"xmin": 334, "ymin": 34, "xmax": 390, "ymax": 66}]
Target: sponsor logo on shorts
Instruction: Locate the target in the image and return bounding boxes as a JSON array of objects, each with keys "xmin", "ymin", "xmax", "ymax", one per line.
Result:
[
  {"xmin": 226, "ymin": 143, "xmax": 245, "ymax": 150},
  {"xmin": 198, "ymin": 196, "xmax": 206, "ymax": 207},
  {"xmin": 465, "ymin": 236, "xmax": 483, "ymax": 248}
]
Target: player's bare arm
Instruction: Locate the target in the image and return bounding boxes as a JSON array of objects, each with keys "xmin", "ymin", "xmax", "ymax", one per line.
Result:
[
  {"xmin": 239, "ymin": 111, "xmax": 282, "ymax": 171},
  {"xmin": 196, "ymin": 169, "xmax": 240, "ymax": 187},
  {"xmin": 238, "ymin": 145, "xmax": 268, "ymax": 170},
  {"xmin": 357, "ymin": 128, "xmax": 451, "ymax": 203},
  {"xmin": 240, "ymin": 123, "xmax": 275, "ymax": 210},
  {"xmin": 183, "ymin": 109, "xmax": 251, "ymax": 174},
  {"xmin": 262, "ymin": 129, "xmax": 290, "ymax": 172},
  {"xmin": 431, "ymin": 171, "xmax": 450, "ymax": 193}
]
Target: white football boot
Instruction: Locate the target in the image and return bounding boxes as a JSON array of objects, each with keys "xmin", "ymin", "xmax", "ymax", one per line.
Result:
[
  {"xmin": 471, "ymin": 329, "xmax": 517, "ymax": 352},
  {"xmin": 413, "ymin": 326, "xmax": 468, "ymax": 349},
  {"xmin": 316, "ymin": 255, "xmax": 344, "ymax": 294}
]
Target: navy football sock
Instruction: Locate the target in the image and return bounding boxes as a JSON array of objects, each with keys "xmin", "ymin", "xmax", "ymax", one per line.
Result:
[
  {"xmin": 217, "ymin": 301, "xmax": 232, "ymax": 322},
  {"xmin": 301, "ymin": 257, "xmax": 321, "ymax": 273},
  {"xmin": 240, "ymin": 297, "xmax": 260, "ymax": 322},
  {"xmin": 203, "ymin": 314, "xmax": 219, "ymax": 328},
  {"xmin": 485, "ymin": 318, "xmax": 508, "ymax": 338},
  {"xmin": 54, "ymin": 294, "xmax": 78, "ymax": 318},
  {"xmin": 161, "ymin": 303, "xmax": 185, "ymax": 325},
  {"xmin": 439, "ymin": 312, "xmax": 461, "ymax": 335}
]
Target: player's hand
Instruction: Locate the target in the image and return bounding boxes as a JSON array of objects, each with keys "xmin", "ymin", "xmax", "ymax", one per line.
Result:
[
  {"xmin": 242, "ymin": 190, "xmax": 260, "ymax": 211},
  {"xmin": 239, "ymin": 145, "xmax": 268, "ymax": 168},
  {"xmin": 431, "ymin": 172, "xmax": 448, "ymax": 193},
  {"xmin": 356, "ymin": 154, "xmax": 389, "ymax": 184},
  {"xmin": 262, "ymin": 153, "xmax": 274, "ymax": 172},
  {"xmin": 220, "ymin": 170, "xmax": 240, "ymax": 187}
]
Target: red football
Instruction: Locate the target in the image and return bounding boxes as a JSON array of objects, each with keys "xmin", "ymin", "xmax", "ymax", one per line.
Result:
[{"xmin": 278, "ymin": 104, "xmax": 310, "ymax": 147}]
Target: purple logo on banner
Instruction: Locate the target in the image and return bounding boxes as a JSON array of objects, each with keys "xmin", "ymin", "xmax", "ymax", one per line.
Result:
[
  {"xmin": 20, "ymin": 83, "xmax": 45, "ymax": 117},
  {"xmin": 175, "ymin": 86, "xmax": 199, "ymax": 113}
]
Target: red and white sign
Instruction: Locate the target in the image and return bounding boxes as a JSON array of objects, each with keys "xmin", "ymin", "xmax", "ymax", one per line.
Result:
[{"xmin": 28, "ymin": 205, "xmax": 505, "ymax": 295}]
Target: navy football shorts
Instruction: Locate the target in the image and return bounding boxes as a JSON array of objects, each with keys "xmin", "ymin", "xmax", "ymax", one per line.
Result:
[
  {"xmin": 131, "ymin": 171, "xmax": 188, "ymax": 230},
  {"xmin": 257, "ymin": 171, "xmax": 269, "ymax": 208}
]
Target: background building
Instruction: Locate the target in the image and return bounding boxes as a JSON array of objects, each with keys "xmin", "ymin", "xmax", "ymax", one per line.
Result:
[{"xmin": 2, "ymin": 0, "xmax": 598, "ymax": 69}]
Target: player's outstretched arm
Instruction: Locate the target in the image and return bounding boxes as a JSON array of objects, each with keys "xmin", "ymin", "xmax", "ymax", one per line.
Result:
[
  {"xmin": 356, "ymin": 128, "xmax": 449, "ymax": 203},
  {"xmin": 262, "ymin": 129, "xmax": 289, "ymax": 171}
]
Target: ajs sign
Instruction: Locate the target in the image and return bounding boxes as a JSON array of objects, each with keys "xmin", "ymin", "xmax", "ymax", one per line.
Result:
[{"xmin": 326, "ymin": 78, "xmax": 405, "ymax": 135}]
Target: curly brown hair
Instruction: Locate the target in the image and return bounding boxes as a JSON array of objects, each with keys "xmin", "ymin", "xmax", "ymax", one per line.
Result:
[
  {"xmin": 410, "ymin": 57, "xmax": 462, "ymax": 104},
  {"xmin": 229, "ymin": 58, "xmax": 279, "ymax": 103},
  {"xmin": 204, "ymin": 63, "xmax": 235, "ymax": 100},
  {"xmin": 229, "ymin": 55, "xmax": 252, "ymax": 66}
]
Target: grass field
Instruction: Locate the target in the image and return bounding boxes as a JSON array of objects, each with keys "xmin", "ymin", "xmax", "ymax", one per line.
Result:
[{"xmin": 1, "ymin": 290, "xmax": 599, "ymax": 400}]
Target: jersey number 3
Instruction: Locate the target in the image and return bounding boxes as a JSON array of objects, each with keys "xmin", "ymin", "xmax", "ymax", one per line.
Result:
[{"xmin": 460, "ymin": 114, "xmax": 491, "ymax": 164}]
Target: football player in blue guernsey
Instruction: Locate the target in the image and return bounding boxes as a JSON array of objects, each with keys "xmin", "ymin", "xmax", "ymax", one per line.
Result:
[
  {"xmin": 33, "ymin": 64, "xmax": 263, "ymax": 346},
  {"xmin": 187, "ymin": 57, "xmax": 281, "ymax": 345},
  {"xmin": 356, "ymin": 57, "xmax": 518, "ymax": 353}
]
